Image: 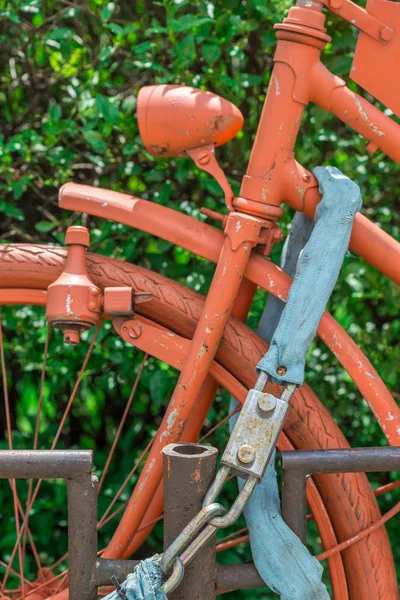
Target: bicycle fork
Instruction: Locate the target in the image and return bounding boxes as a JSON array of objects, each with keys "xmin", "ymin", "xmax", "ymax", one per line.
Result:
[
  {"xmin": 156, "ymin": 211, "xmax": 263, "ymax": 447},
  {"xmin": 158, "ymin": 211, "xmax": 298, "ymax": 593}
]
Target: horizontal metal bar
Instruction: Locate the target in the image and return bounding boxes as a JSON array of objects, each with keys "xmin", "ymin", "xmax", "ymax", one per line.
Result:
[
  {"xmin": 281, "ymin": 447, "xmax": 400, "ymax": 474},
  {"xmin": 96, "ymin": 559, "xmax": 265, "ymax": 591},
  {"xmin": 96, "ymin": 559, "xmax": 139, "ymax": 585},
  {"xmin": 0, "ymin": 450, "xmax": 93, "ymax": 479},
  {"xmin": 216, "ymin": 564, "xmax": 264, "ymax": 592}
]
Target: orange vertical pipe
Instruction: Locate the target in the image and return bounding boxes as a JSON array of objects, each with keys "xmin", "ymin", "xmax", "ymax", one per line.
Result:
[{"xmin": 103, "ymin": 212, "xmax": 262, "ymax": 558}]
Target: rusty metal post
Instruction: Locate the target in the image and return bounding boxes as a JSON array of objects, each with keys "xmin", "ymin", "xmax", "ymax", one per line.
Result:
[
  {"xmin": 0, "ymin": 450, "xmax": 98, "ymax": 600},
  {"xmin": 68, "ymin": 473, "xmax": 98, "ymax": 600},
  {"xmin": 281, "ymin": 469, "xmax": 307, "ymax": 544},
  {"xmin": 163, "ymin": 443, "xmax": 218, "ymax": 600}
]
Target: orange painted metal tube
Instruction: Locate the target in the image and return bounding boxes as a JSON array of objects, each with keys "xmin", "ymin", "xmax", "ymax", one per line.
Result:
[
  {"xmin": 103, "ymin": 212, "xmax": 262, "ymax": 558},
  {"xmin": 241, "ymin": 60, "xmax": 306, "ymax": 182},
  {"xmin": 59, "ymin": 183, "xmax": 400, "ymax": 285},
  {"xmin": 311, "ymin": 61, "xmax": 400, "ymax": 163},
  {"xmin": 126, "ymin": 275, "xmax": 257, "ymax": 556}
]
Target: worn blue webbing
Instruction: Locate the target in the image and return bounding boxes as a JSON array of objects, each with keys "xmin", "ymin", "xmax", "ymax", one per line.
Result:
[
  {"xmin": 257, "ymin": 166, "xmax": 362, "ymax": 386},
  {"xmin": 230, "ymin": 401, "xmax": 330, "ymax": 600},
  {"xmin": 103, "ymin": 557, "xmax": 166, "ymax": 600}
]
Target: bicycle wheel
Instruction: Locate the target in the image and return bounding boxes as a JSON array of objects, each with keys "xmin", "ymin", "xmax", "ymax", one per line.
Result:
[{"xmin": 0, "ymin": 244, "xmax": 397, "ymax": 600}]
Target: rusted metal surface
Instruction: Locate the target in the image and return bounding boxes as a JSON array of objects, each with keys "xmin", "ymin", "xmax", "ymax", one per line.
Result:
[
  {"xmin": 95, "ymin": 559, "xmax": 265, "ymax": 592},
  {"xmin": 0, "ymin": 450, "xmax": 98, "ymax": 600},
  {"xmin": 220, "ymin": 376, "xmax": 295, "ymax": 480},
  {"xmin": 216, "ymin": 564, "xmax": 265, "ymax": 592},
  {"xmin": 281, "ymin": 447, "xmax": 400, "ymax": 545},
  {"xmin": 95, "ymin": 559, "xmax": 139, "ymax": 586},
  {"xmin": 68, "ymin": 474, "xmax": 98, "ymax": 600},
  {"xmin": 281, "ymin": 469, "xmax": 308, "ymax": 544},
  {"xmin": 0, "ymin": 449, "xmax": 92, "ymax": 478},
  {"xmin": 282, "ymin": 447, "xmax": 400, "ymax": 474},
  {"xmin": 163, "ymin": 443, "xmax": 218, "ymax": 600}
]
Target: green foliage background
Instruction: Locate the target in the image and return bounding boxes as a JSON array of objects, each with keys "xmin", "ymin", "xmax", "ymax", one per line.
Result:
[{"xmin": 0, "ymin": 0, "xmax": 399, "ymax": 597}]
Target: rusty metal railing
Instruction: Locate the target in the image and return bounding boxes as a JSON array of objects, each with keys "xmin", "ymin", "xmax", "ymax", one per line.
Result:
[{"xmin": 2, "ymin": 445, "xmax": 399, "ymax": 599}]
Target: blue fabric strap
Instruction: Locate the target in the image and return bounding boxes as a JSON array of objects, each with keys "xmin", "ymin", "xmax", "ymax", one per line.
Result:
[
  {"xmin": 257, "ymin": 166, "xmax": 362, "ymax": 386},
  {"xmin": 230, "ymin": 398, "xmax": 330, "ymax": 600},
  {"xmin": 103, "ymin": 557, "xmax": 167, "ymax": 600}
]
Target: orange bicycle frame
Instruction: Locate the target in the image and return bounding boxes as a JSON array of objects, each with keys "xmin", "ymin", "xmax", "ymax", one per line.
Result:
[{"xmin": 59, "ymin": 0, "xmax": 400, "ymax": 558}]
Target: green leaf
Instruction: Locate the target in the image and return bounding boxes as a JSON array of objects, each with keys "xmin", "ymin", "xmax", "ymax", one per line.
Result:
[
  {"xmin": 12, "ymin": 176, "xmax": 32, "ymax": 200},
  {"xmin": 83, "ymin": 129, "xmax": 106, "ymax": 152},
  {"xmin": 170, "ymin": 16, "xmax": 212, "ymax": 32},
  {"xmin": 49, "ymin": 102, "xmax": 62, "ymax": 122},
  {"xmin": 35, "ymin": 221, "xmax": 57, "ymax": 233},
  {"xmin": 175, "ymin": 35, "xmax": 196, "ymax": 67},
  {"xmin": 0, "ymin": 201, "xmax": 24, "ymax": 219},
  {"xmin": 46, "ymin": 28, "xmax": 75, "ymax": 41},
  {"xmin": 96, "ymin": 94, "xmax": 119, "ymax": 123},
  {"xmin": 149, "ymin": 370, "xmax": 169, "ymax": 406},
  {"xmin": 202, "ymin": 42, "xmax": 221, "ymax": 65},
  {"xmin": 101, "ymin": 2, "xmax": 115, "ymax": 23}
]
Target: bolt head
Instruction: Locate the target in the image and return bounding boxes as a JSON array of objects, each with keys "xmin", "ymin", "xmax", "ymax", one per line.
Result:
[
  {"xmin": 237, "ymin": 444, "xmax": 256, "ymax": 464},
  {"xmin": 128, "ymin": 325, "xmax": 142, "ymax": 339},
  {"xmin": 276, "ymin": 365, "xmax": 287, "ymax": 376},
  {"xmin": 258, "ymin": 393, "xmax": 277, "ymax": 413},
  {"xmin": 303, "ymin": 173, "xmax": 311, "ymax": 183},
  {"xmin": 380, "ymin": 26, "xmax": 393, "ymax": 42},
  {"xmin": 273, "ymin": 228, "xmax": 284, "ymax": 242}
]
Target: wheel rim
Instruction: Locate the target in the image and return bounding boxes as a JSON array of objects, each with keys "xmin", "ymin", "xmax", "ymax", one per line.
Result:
[
  {"xmin": 0, "ymin": 290, "xmax": 347, "ymax": 599},
  {"xmin": 0, "ymin": 249, "xmax": 396, "ymax": 598}
]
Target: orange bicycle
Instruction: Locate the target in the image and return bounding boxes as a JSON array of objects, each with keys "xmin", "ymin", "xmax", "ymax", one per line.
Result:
[{"xmin": 1, "ymin": 0, "xmax": 399, "ymax": 598}]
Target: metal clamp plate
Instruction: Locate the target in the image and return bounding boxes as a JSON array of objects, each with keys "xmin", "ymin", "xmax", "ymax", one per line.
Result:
[{"xmin": 221, "ymin": 388, "xmax": 292, "ymax": 480}]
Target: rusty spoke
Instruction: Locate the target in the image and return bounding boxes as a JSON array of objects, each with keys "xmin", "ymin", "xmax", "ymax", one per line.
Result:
[
  {"xmin": 0, "ymin": 311, "xmax": 25, "ymax": 595},
  {"xmin": 199, "ymin": 405, "xmax": 241, "ymax": 443},
  {"xmin": 98, "ymin": 432, "xmax": 156, "ymax": 529},
  {"xmin": 316, "ymin": 501, "xmax": 400, "ymax": 562},
  {"xmin": 1, "ymin": 324, "xmax": 101, "ymax": 592},
  {"xmin": 23, "ymin": 325, "xmax": 50, "ymax": 582},
  {"xmin": 0, "ymin": 557, "xmax": 33, "ymax": 589},
  {"xmin": 98, "ymin": 353, "xmax": 148, "ymax": 493}
]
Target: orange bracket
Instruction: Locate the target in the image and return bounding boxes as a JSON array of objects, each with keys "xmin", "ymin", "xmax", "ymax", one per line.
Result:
[{"xmin": 319, "ymin": 0, "xmax": 393, "ymax": 41}]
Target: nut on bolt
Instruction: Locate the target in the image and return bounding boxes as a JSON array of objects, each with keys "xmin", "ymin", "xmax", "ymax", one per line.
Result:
[
  {"xmin": 237, "ymin": 444, "xmax": 256, "ymax": 464},
  {"xmin": 380, "ymin": 26, "xmax": 393, "ymax": 42},
  {"xmin": 258, "ymin": 393, "xmax": 277, "ymax": 413}
]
